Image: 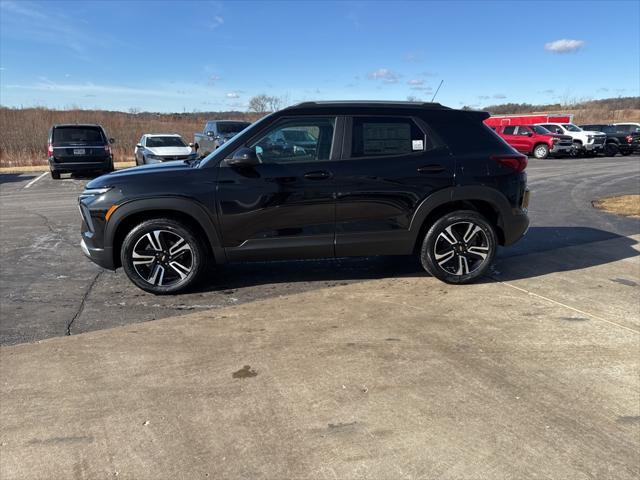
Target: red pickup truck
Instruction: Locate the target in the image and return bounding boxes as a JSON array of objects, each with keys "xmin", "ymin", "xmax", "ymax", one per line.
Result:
[{"xmin": 492, "ymin": 124, "xmax": 574, "ymax": 159}]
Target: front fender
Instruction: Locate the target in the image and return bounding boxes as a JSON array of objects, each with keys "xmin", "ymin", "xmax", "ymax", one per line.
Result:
[{"xmin": 105, "ymin": 196, "xmax": 225, "ymax": 264}]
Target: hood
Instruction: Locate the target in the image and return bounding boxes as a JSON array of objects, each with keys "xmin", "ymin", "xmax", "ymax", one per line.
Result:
[
  {"xmin": 581, "ymin": 130, "xmax": 606, "ymax": 136},
  {"xmin": 550, "ymin": 134, "xmax": 573, "ymax": 141},
  {"xmin": 146, "ymin": 146, "xmax": 193, "ymax": 156},
  {"xmin": 86, "ymin": 160, "xmax": 190, "ymax": 189}
]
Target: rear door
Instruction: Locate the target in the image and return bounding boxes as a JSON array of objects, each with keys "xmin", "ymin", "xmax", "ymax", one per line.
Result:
[
  {"xmin": 52, "ymin": 126, "xmax": 108, "ymax": 164},
  {"xmin": 501, "ymin": 126, "xmax": 523, "ymax": 151},
  {"xmin": 332, "ymin": 115, "xmax": 454, "ymax": 256},
  {"xmin": 515, "ymin": 126, "xmax": 534, "ymax": 153}
]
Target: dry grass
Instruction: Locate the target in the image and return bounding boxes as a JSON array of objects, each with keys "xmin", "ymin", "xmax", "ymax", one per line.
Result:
[
  {"xmin": 0, "ymin": 108, "xmax": 258, "ymax": 167},
  {"xmin": 593, "ymin": 195, "xmax": 640, "ymax": 218},
  {"xmin": 1, "ymin": 99, "xmax": 639, "ymax": 167}
]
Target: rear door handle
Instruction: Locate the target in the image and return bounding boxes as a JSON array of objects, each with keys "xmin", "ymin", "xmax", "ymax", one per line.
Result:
[
  {"xmin": 304, "ymin": 170, "xmax": 332, "ymax": 180},
  {"xmin": 417, "ymin": 164, "xmax": 445, "ymax": 174}
]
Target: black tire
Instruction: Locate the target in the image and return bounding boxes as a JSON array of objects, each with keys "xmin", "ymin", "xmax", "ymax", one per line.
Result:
[
  {"xmin": 621, "ymin": 151, "xmax": 632, "ymax": 156},
  {"xmin": 533, "ymin": 143, "xmax": 549, "ymax": 159},
  {"xmin": 420, "ymin": 210, "xmax": 497, "ymax": 284},
  {"xmin": 104, "ymin": 160, "xmax": 114, "ymax": 174},
  {"xmin": 121, "ymin": 218, "xmax": 207, "ymax": 294},
  {"xmin": 50, "ymin": 170, "xmax": 60, "ymax": 179}
]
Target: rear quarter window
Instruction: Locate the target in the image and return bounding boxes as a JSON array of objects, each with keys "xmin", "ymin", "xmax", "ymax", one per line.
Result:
[{"xmin": 429, "ymin": 114, "xmax": 512, "ymax": 155}]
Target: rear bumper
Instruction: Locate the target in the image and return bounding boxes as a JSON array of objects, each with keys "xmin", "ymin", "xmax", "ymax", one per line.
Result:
[
  {"xmin": 501, "ymin": 210, "xmax": 530, "ymax": 246},
  {"xmin": 49, "ymin": 157, "xmax": 112, "ymax": 172}
]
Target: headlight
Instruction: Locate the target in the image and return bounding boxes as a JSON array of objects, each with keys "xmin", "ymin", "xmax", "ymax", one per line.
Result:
[
  {"xmin": 587, "ymin": 135, "xmax": 594, "ymax": 142},
  {"xmin": 146, "ymin": 154, "xmax": 163, "ymax": 160},
  {"xmin": 80, "ymin": 187, "xmax": 113, "ymax": 198}
]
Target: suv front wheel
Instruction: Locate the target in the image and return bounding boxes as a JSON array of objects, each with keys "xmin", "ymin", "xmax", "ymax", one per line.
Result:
[
  {"xmin": 420, "ymin": 211, "xmax": 497, "ymax": 284},
  {"xmin": 121, "ymin": 218, "xmax": 207, "ymax": 294}
]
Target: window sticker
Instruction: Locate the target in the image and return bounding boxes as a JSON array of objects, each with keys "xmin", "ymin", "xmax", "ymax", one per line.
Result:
[{"xmin": 412, "ymin": 139, "xmax": 424, "ymax": 151}]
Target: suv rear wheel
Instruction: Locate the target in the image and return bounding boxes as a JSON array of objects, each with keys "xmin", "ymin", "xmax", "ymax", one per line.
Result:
[
  {"xmin": 121, "ymin": 218, "xmax": 207, "ymax": 294},
  {"xmin": 50, "ymin": 170, "xmax": 61, "ymax": 179},
  {"xmin": 420, "ymin": 210, "xmax": 497, "ymax": 284}
]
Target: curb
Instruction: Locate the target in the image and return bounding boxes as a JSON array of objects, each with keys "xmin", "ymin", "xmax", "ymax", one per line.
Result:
[{"xmin": 0, "ymin": 162, "xmax": 136, "ymax": 174}]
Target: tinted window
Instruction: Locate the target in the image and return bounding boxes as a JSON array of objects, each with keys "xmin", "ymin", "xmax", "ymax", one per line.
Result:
[
  {"xmin": 542, "ymin": 124, "xmax": 563, "ymax": 134},
  {"xmin": 503, "ymin": 126, "xmax": 516, "ymax": 135},
  {"xmin": 351, "ymin": 117, "xmax": 426, "ymax": 157},
  {"xmin": 146, "ymin": 136, "xmax": 186, "ymax": 148},
  {"xmin": 532, "ymin": 125, "xmax": 551, "ymax": 134},
  {"xmin": 251, "ymin": 118, "xmax": 334, "ymax": 164},
  {"xmin": 218, "ymin": 122, "xmax": 250, "ymax": 135},
  {"xmin": 53, "ymin": 127, "xmax": 104, "ymax": 146},
  {"xmin": 430, "ymin": 114, "xmax": 511, "ymax": 155},
  {"xmin": 517, "ymin": 126, "xmax": 531, "ymax": 136}
]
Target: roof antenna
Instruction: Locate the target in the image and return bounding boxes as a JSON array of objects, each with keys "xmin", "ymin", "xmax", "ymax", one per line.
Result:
[{"xmin": 431, "ymin": 80, "xmax": 444, "ymax": 102}]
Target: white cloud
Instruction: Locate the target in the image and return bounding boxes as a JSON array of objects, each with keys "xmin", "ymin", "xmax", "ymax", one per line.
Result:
[
  {"xmin": 4, "ymin": 80, "xmax": 173, "ymax": 97},
  {"xmin": 226, "ymin": 92, "xmax": 240, "ymax": 98},
  {"xmin": 407, "ymin": 79, "xmax": 424, "ymax": 86},
  {"xmin": 209, "ymin": 16, "xmax": 224, "ymax": 29},
  {"xmin": 493, "ymin": 94, "xmax": 507, "ymax": 99},
  {"xmin": 544, "ymin": 39, "xmax": 585, "ymax": 54},
  {"xmin": 208, "ymin": 75, "xmax": 221, "ymax": 85},
  {"xmin": 368, "ymin": 68, "xmax": 400, "ymax": 84}
]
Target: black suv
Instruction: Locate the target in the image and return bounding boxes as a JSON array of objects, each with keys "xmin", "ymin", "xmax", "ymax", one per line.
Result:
[
  {"xmin": 48, "ymin": 124, "xmax": 115, "ymax": 179},
  {"xmin": 79, "ymin": 101, "xmax": 530, "ymax": 294}
]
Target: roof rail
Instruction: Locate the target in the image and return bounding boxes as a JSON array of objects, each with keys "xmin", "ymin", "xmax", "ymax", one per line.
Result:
[{"xmin": 286, "ymin": 100, "xmax": 448, "ymax": 109}]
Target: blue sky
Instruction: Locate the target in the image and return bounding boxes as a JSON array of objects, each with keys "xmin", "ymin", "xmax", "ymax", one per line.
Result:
[{"xmin": 1, "ymin": 0, "xmax": 638, "ymax": 112}]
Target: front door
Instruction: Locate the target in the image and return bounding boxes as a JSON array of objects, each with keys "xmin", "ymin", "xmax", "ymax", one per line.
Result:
[{"xmin": 216, "ymin": 116, "xmax": 339, "ymax": 261}]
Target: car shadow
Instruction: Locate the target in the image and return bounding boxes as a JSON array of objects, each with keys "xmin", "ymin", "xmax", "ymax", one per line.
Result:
[
  {"xmin": 0, "ymin": 173, "xmax": 32, "ymax": 184},
  {"xmin": 194, "ymin": 226, "xmax": 638, "ymax": 292}
]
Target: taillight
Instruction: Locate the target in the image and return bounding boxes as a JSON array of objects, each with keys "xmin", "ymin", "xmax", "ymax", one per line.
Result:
[
  {"xmin": 105, "ymin": 144, "xmax": 111, "ymax": 154},
  {"xmin": 626, "ymin": 135, "xmax": 634, "ymax": 143},
  {"xmin": 47, "ymin": 143, "xmax": 54, "ymax": 157},
  {"xmin": 491, "ymin": 154, "xmax": 527, "ymax": 172}
]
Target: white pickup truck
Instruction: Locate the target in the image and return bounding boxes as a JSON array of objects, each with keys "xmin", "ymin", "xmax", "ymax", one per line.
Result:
[{"xmin": 536, "ymin": 123, "xmax": 606, "ymax": 156}]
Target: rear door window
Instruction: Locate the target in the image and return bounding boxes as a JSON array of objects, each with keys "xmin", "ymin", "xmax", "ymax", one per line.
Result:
[
  {"xmin": 53, "ymin": 127, "xmax": 105, "ymax": 146},
  {"xmin": 350, "ymin": 116, "xmax": 429, "ymax": 158},
  {"xmin": 516, "ymin": 126, "xmax": 531, "ymax": 136},
  {"xmin": 503, "ymin": 126, "xmax": 516, "ymax": 135}
]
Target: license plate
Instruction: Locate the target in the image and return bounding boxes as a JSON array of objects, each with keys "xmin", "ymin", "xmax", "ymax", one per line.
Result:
[
  {"xmin": 73, "ymin": 148, "xmax": 86, "ymax": 155},
  {"xmin": 523, "ymin": 189, "xmax": 531, "ymax": 209}
]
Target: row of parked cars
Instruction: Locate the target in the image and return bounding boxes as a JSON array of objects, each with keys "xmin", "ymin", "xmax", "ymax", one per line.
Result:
[
  {"xmin": 486, "ymin": 116, "xmax": 639, "ymax": 159},
  {"xmin": 47, "ymin": 115, "xmax": 639, "ymax": 178},
  {"xmin": 46, "ymin": 121, "xmax": 250, "ymax": 178}
]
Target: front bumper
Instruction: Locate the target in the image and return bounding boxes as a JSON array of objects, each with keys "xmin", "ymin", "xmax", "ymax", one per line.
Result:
[
  {"xmin": 550, "ymin": 144, "xmax": 573, "ymax": 154},
  {"xmin": 80, "ymin": 237, "xmax": 115, "ymax": 270}
]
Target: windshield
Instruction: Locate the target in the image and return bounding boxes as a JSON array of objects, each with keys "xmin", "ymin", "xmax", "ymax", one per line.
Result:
[
  {"xmin": 562, "ymin": 124, "xmax": 582, "ymax": 132},
  {"xmin": 53, "ymin": 126, "xmax": 104, "ymax": 146},
  {"xmin": 146, "ymin": 136, "xmax": 186, "ymax": 148},
  {"xmin": 217, "ymin": 122, "xmax": 250, "ymax": 135},
  {"xmin": 532, "ymin": 125, "xmax": 551, "ymax": 135}
]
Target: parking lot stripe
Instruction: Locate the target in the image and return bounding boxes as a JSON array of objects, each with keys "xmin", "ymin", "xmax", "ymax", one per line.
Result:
[
  {"xmin": 23, "ymin": 172, "xmax": 48, "ymax": 189},
  {"xmin": 500, "ymin": 281, "xmax": 640, "ymax": 334}
]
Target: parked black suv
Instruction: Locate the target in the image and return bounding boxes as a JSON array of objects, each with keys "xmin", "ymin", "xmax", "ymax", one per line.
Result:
[
  {"xmin": 578, "ymin": 124, "xmax": 640, "ymax": 156},
  {"xmin": 48, "ymin": 124, "xmax": 115, "ymax": 179},
  {"xmin": 79, "ymin": 101, "xmax": 530, "ymax": 294}
]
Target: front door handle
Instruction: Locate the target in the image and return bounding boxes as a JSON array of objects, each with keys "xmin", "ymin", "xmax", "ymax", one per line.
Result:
[
  {"xmin": 304, "ymin": 170, "xmax": 332, "ymax": 180},
  {"xmin": 417, "ymin": 164, "xmax": 445, "ymax": 174}
]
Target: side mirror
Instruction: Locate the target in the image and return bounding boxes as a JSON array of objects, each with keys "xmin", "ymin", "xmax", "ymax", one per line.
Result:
[
  {"xmin": 206, "ymin": 131, "xmax": 215, "ymax": 137},
  {"xmin": 188, "ymin": 142, "xmax": 195, "ymax": 148},
  {"xmin": 109, "ymin": 138, "xmax": 115, "ymax": 144},
  {"xmin": 226, "ymin": 147, "xmax": 259, "ymax": 166},
  {"xmin": 527, "ymin": 132, "xmax": 533, "ymax": 137},
  {"xmin": 136, "ymin": 143, "xmax": 143, "ymax": 148}
]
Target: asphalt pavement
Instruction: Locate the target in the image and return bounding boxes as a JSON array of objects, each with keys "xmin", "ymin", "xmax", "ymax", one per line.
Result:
[{"xmin": 1, "ymin": 156, "xmax": 638, "ymax": 345}]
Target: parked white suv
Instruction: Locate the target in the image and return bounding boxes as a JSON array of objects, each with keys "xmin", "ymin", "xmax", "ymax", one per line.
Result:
[{"xmin": 537, "ymin": 123, "xmax": 606, "ymax": 155}]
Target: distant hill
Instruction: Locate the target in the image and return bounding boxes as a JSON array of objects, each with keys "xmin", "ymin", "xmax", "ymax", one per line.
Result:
[{"xmin": 476, "ymin": 96, "xmax": 640, "ymax": 123}]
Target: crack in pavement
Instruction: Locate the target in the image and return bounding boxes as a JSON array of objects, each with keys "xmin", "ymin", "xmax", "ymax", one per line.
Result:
[
  {"xmin": 66, "ymin": 271, "xmax": 103, "ymax": 336},
  {"xmin": 32, "ymin": 211, "xmax": 77, "ymax": 249}
]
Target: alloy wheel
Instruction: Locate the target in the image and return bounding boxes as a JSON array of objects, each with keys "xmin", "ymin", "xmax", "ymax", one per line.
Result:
[
  {"xmin": 131, "ymin": 230, "xmax": 193, "ymax": 287},
  {"xmin": 433, "ymin": 221, "xmax": 490, "ymax": 276}
]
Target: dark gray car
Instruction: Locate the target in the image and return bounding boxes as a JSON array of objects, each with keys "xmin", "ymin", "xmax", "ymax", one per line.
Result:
[{"xmin": 193, "ymin": 120, "xmax": 250, "ymax": 157}]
